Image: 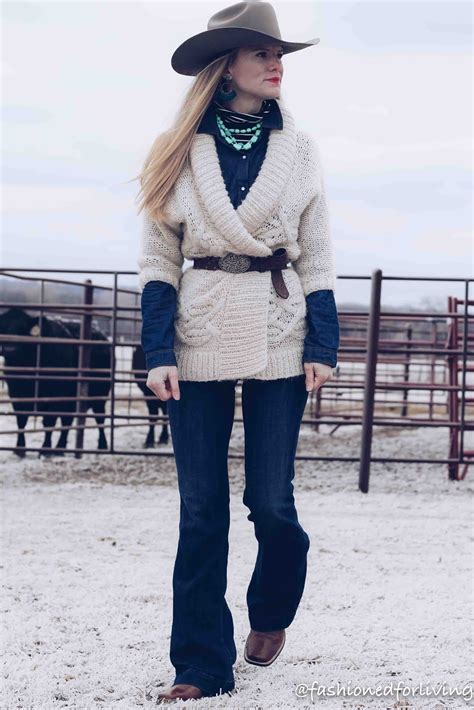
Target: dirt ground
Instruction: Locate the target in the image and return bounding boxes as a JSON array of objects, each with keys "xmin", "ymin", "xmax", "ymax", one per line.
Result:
[{"xmin": 1, "ymin": 409, "xmax": 473, "ymax": 709}]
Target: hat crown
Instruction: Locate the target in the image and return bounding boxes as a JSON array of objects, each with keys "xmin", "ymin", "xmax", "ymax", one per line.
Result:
[
  {"xmin": 171, "ymin": 0, "xmax": 319, "ymax": 76},
  {"xmin": 207, "ymin": 1, "xmax": 282, "ymax": 40}
]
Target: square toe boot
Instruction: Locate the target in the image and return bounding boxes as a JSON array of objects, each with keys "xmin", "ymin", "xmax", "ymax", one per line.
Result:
[
  {"xmin": 157, "ymin": 683, "xmax": 204, "ymax": 703},
  {"xmin": 244, "ymin": 628, "xmax": 286, "ymax": 666}
]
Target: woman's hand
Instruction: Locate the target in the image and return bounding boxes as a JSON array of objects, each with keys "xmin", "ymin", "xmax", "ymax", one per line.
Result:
[
  {"xmin": 304, "ymin": 362, "xmax": 334, "ymax": 393},
  {"xmin": 146, "ymin": 365, "xmax": 181, "ymax": 401}
]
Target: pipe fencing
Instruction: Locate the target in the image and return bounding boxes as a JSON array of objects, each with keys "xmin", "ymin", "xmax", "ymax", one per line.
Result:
[{"xmin": 0, "ymin": 267, "xmax": 472, "ymax": 492}]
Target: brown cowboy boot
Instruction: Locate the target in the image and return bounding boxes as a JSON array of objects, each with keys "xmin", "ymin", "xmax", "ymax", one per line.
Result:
[
  {"xmin": 244, "ymin": 628, "xmax": 286, "ymax": 666},
  {"xmin": 157, "ymin": 683, "xmax": 204, "ymax": 703}
]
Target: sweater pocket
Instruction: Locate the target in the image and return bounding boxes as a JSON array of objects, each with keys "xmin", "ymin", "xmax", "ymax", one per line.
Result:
[
  {"xmin": 267, "ymin": 268, "xmax": 307, "ymax": 345},
  {"xmin": 174, "ymin": 269, "xmax": 227, "ymax": 348}
]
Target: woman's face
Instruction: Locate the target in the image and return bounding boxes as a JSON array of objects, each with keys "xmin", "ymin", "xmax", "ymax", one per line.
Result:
[{"xmin": 228, "ymin": 44, "xmax": 284, "ymax": 101}]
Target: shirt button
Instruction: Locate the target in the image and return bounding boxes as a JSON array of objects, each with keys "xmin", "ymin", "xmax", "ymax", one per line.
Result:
[
  {"xmin": 241, "ymin": 186, "xmax": 246, "ymax": 191},
  {"xmin": 242, "ymin": 155, "xmax": 247, "ymax": 159}
]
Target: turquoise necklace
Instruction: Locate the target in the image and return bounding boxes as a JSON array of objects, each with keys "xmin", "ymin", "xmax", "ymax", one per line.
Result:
[
  {"xmin": 213, "ymin": 99, "xmax": 270, "ymax": 152},
  {"xmin": 215, "ymin": 113, "xmax": 262, "ymax": 151}
]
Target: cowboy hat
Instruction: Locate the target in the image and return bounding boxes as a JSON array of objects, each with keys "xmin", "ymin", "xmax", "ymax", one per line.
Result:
[{"xmin": 171, "ymin": 0, "xmax": 320, "ymax": 76}]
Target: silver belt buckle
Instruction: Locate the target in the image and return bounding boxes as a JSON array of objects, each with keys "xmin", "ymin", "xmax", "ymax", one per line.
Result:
[{"xmin": 218, "ymin": 253, "xmax": 252, "ymax": 273}]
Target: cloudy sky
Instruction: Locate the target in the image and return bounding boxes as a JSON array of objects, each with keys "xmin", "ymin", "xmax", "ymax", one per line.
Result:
[{"xmin": 2, "ymin": 0, "xmax": 472, "ymax": 307}]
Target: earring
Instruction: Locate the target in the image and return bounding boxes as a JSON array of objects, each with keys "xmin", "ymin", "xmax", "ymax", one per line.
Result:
[{"xmin": 216, "ymin": 73, "xmax": 237, "ymax": 102}]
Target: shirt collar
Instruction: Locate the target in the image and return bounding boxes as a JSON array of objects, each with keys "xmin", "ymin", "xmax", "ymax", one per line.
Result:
[{"xmin": 196, "ymin": 98, "xmax": 283, "ymax": 135}]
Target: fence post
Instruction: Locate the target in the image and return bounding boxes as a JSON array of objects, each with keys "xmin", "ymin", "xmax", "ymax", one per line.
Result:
[
  {"xmin": 109, "ymin": 273, "xmax": 118, "ymax": 454},
  {"xmin": 457, "ymin": 280, "xmax": 471, "ymax": 479},
  {"xmin": 74, "ymin": 280, "xmax": 93, "ymax": 457},
  {"xmin": 359, "ymin": 269, "xmax": 382, "ymax": 493},
  {"xmin": 401, "ymin": 325, "xmax": 412, "ymax": 418}
]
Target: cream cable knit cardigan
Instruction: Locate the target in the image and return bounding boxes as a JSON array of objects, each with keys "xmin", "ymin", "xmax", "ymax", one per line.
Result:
[{"xmin": 137, "ymin": 100, "xmax": 337, "ymax": 382}]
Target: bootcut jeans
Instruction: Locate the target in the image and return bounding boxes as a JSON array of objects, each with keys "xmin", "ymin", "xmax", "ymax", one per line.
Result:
[{"xmin": 165, "ymin": 373, "xmax": 311, "ymax": 696}]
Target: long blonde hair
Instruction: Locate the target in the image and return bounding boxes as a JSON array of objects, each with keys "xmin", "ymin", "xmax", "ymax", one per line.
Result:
[{"xmin": 134, "ymin": 49, "xmax": 241, "ymax": 224}]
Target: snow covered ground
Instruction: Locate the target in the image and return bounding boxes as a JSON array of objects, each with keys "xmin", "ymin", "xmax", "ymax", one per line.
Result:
[{"xmin": 1, "ymin": 406, "xmax": 473, "ymax": 709}]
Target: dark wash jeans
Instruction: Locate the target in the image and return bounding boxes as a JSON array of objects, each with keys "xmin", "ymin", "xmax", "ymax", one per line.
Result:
[{"xmin": 166, "ymin": 374, "xmax": 311, "ymax": 696}]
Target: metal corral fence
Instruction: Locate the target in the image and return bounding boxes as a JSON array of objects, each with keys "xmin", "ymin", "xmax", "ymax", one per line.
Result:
[{"xmin": 0, "ymin": 267, "xmax": 472, "ymax": 492}]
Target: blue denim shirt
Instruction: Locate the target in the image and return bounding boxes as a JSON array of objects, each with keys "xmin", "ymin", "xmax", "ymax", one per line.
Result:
[{"xmin": 141, "ymin": 98, "xmax": 340, "ymax": 370}]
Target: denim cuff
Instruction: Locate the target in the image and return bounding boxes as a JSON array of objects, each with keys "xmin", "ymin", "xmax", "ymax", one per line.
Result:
[
  {"xmin": 145, "ymin": 349, "xmax": 177, "ymax": 370},
  {"xmin": 303, "ymin": 345, "xmax": 338, "ymax": 368}
]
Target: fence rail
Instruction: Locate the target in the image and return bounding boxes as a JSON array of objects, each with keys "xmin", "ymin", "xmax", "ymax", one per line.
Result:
[{"xmin": 1, "ymin": 267, "xmax": 472, "ymax": 491}]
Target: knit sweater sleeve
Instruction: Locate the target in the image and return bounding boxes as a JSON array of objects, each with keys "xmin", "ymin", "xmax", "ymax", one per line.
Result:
[
  {"xmin": 292, "ymin": 137, "xmax": 337, "ymax": 296},
  {"xmin": 137, "ymin": 210, "xmax": 184, "ymax": 293}
]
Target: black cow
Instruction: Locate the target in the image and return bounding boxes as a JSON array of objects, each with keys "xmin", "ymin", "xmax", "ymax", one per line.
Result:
[
  {"xmin": 0, "ymin": 307, "xmax": 111, "ymax": 456},
  {"xmin": 132, "ymin": 346, "xmax": 169, "ymax": 447}
]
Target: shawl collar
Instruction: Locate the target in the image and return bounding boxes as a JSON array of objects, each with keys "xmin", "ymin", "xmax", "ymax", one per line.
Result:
[{"xmin": 189, "ymin": 103, "xmax": 297, "ymax": 257}]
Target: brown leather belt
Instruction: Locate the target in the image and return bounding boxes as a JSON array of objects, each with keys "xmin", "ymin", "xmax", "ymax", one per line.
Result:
[{"xmin": 193, "ymin": 247, "xmax": 289, "ymax": 299}]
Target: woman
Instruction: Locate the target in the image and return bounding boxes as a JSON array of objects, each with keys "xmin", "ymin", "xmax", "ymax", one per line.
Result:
[{"xmin": 136, "ymin": 1, "xmax": 340, "ymax": 702}]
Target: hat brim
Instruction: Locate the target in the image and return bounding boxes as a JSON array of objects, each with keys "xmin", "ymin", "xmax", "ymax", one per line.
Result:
[{"xmin": 171, "ymin": 27, "xmax": 320, "ymax": 76}]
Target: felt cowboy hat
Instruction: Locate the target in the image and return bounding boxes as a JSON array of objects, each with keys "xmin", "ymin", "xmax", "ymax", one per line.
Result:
[{"xmin": 171, "ymin": 0, "xmax": 320, "ymax": 76}]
